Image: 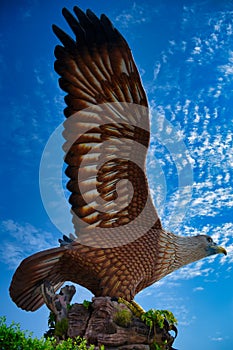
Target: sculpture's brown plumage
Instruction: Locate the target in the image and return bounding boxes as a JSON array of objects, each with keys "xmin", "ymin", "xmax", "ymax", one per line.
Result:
[{"xmin": 9, "ymin": 6, "xmax": 226, "ymax": 311}]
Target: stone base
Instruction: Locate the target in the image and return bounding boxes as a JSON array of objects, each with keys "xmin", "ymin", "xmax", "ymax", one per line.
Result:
[{"xmin": 67, "ymin": 297, "xmax": 177, "ymax": 349}]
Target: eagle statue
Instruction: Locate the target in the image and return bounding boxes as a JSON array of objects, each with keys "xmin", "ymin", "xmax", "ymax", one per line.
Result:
[{"xmin": 10, "ymin": 6, "xmax": 226, "ymax": 312}]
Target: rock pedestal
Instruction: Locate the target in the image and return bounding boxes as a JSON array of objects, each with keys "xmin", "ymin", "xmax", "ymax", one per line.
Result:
[
  {"xmin": 67, "ymin": 297, "xmax": 177, "ymax": 349},
  {"xmin": 42, "ymin": 283, "xmax": 177, "ymax": 349}
]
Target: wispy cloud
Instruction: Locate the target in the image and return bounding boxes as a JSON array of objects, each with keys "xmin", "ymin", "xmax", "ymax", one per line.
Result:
[
  {"xmin": 211, "ymin": 337, "xmax": 224, "ymax": 342},
  {"xmin": 218, "ymin": 50, "xmax": 233, "ymax": 87},
  {"xmin": 209, "ymin": 332, "xmax": 230, "ymax": 343},
  {"xmin": 0, "ymin": 219, "xmax": 55, "ymax": 269},
  {"xmin": 145, "ymin": 3, "xmax": 233, "ymax": 282},
  {"xmin": 18, "ymin": 0, "xmax": 39, "ymax": 21},
  {"xmin": 169, "ymin": 261, "xmax": 214, "ymax": 281},
  {"xmin": 137, "ymin": 279, "xmax": 196, "ymax": 327},
  {"xmin": 115, "ymin": 3, "xmax": 151, "ymax": 29},
  {"xmin": 193, "ymin": 286, "xmax": 204, "ymax": 292}
]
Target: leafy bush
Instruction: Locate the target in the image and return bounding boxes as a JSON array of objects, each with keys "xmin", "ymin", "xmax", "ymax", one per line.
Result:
[
  {"xmin": 0, "ymin": 316, "xmax": 102, "ymax": 349},
  {"xmin": 141, "ymin": 309, "xmax": 177, "ymax": 330},
  {"xmin": 141, "ymin": 310, "xmax": 178, "ymax": 350}
]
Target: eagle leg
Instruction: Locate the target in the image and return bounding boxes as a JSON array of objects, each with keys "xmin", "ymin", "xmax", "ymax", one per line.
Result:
[{"xmin": 118, "ymin": 297, "xmax": 145, "ymax": 318}]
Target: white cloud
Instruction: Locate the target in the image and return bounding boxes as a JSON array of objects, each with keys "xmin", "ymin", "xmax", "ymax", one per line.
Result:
[
  {"xmin": 211, "ymin": 337, "xmax": 224, "ymax": 342},
  {"xmin": 0, "ymin": 219, "xmax": 55, "ymax": 269},
  {"xmin": 153, "ymin": 62, "xmax": 161, "ymax": 80},
  {"xmin": 193, "ymin": 286, "xmax": 204, "ymax": 292},
  {"xmin": 115, "ymin": 3, "xmax": 150, "ymax": 28},
  {"xmin": 169, "ymin": 261, "xmax": 214, "ymax": 281},
  {"xmin": 137, "ymin": 280, "xmax": 196, "ymax": 327},
  {"xmin": 188, "ymin": 187, "xmax": 233, "ymax": 218},
  {"xmin": 218, "ymin": 50, "xmax": 233, "ymax": 79}
]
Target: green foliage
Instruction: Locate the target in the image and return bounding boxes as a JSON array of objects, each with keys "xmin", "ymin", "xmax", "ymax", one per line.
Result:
[
  {"xmin": 67, "ymin": 303, "xmax": 73, "ymax": 311},
  {"xmin": 141, "ymin": 309, "xmax": 177, "ymax": 350},
  {"xmin": 44, "ymin": 312, "xmax": 56, "ymax": 339},
  {"xmin": 151, "ymin": 343, "xmax": 162, "ymax": 350},
  {"xmin": 141, "ymin": 309, "xmax": 177, "ymax": 330},
  {"xmin": 48, "ymin": 312, "xmax": 56, "ymax": 327},
  {"xmin": 113, "ymin": 308, "xmax": 132, "ymax": 327},
  {"xmin": 0, "ymin": 315, "xmax": 40, "ymax": 350},
  {"xmin": 82, "ymin": 300, "xmax": 92, "ymax": 310},
  {"xmin": 0, "ymin": 316, "xmax": 103, "ymax": 349},
  {"xmin": 54, "ymin": 318, "xmax": 68, "ymax": 339}
]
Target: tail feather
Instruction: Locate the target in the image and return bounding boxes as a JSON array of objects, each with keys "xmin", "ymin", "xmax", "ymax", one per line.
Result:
[{"xmin": 9, "ymin": 247, "xmax": 66, "ymax": 311}]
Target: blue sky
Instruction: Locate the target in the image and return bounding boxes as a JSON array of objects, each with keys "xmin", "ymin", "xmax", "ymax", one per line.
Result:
[{"xmin": 1, "ymin": 0, "xmax": 233, "ymax": 349}]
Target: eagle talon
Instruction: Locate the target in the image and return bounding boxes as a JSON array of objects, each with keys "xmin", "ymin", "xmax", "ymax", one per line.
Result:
[{"xmin": 118, "ymin": 297, "xmax": 145, "ymax": 318}]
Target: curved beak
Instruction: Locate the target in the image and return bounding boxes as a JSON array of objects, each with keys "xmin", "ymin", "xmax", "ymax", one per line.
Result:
[{"xmin": 212, "ymin": 245, "xmax": 227, "ymax": 256}]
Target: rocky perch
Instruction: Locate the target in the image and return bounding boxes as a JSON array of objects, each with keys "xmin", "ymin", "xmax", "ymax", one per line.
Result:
[{"xmin": 43, "ymin": 284, "xmax": 177, "ymax": 349}]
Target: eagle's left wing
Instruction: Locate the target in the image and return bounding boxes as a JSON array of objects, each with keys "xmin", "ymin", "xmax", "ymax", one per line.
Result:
[{"xmin": 53, "ymin": 7, "xmax": 162, "ymax": 247}]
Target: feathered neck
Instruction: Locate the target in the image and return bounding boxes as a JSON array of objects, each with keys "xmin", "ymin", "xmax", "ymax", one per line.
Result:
[{"xmin": 156, "ymin": 231, "xmax": 207, "ymax": 281}]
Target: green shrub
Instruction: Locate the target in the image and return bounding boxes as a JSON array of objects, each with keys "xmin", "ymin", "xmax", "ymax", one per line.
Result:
[
  {"xmin": 0, "ymin": 316, "xmax": 103, "ymax": 349},
  {"xmin": 141, "ymin": 309, "xmax": 177, "ymax": 330},
  {"xmin": 141, "ymin": 310, "xmax": 177, "ymax": 350}
]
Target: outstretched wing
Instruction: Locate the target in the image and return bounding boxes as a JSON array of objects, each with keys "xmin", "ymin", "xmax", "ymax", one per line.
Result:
[{"xmin": 53, "ymin": 7, "xmax": 162, "ymax": 245}]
